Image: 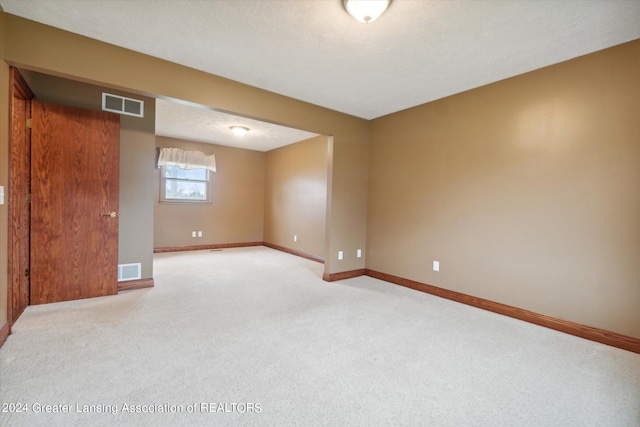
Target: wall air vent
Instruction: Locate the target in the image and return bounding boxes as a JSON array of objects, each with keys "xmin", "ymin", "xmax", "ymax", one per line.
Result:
[
  {"xmin": 102, "ymin": 93, "xmax": 144, "ymax": 118},
  {"xmin": 118, "ymin": 263, "xmax": 141, "ymax": 282}
]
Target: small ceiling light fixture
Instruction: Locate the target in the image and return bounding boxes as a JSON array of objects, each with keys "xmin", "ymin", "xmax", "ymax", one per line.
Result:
[
  {"xmin": 343, "ymin": 0, "xmax": 391, "ymax": 24},
  {"xmin": 229, "ymin": 126, "xmax": 250, "ymax": 136}
]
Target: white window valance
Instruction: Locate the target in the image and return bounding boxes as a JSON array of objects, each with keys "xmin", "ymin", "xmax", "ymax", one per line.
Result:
[{"xmin": 158, "ymin": 148, "xmax": 216, "ymax": 173}]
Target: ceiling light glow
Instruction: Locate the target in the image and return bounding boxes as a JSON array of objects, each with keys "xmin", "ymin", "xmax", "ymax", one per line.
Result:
[
  {"xmin": 230, "ymin": 126, "xmax": 250, "ymax": 136},
  {"xmin": 343, "ymin": 0, "xmax": 391, "ymax": 24}
]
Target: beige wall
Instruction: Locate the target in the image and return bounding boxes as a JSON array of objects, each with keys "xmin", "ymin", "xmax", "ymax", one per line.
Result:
[
  {"xmin": 18, "ymin": 71, "xmax": 156, "ymax": 279},
  {"xmin": 264, "ymin": 136, "xmax": 328, "ymax": 259},
  {"xmin": 0, "ymin": 8, "xmax": 9, "ymax": 327},
  {"xmin": 119, "ymin": 125, "xmax": 155, "ymax": 279},
  {"xmin": 154, "ymin": 137, "xmax": 265, "ymax": 247},
  {"xmin": 2, "ymin": 14, "xmax": 369, "ymax": 277},
  {"xmin": 368, "ymin": 40, "xmax": 640, "ymax": 338}
]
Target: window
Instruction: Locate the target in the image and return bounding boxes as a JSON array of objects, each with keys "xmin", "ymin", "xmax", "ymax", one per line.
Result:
[
  {"xmin": 160, "ymin": 165, "xmax": 211, "ymax": 203},
  {"xmin": 157, "ymin": 147, "xmax": 216, "ymax": 204}
]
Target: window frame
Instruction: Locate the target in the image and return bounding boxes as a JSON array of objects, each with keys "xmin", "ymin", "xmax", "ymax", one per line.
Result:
[{"xmin": 159, "ymin": 165, "xmax": 212, "ymax": 204}]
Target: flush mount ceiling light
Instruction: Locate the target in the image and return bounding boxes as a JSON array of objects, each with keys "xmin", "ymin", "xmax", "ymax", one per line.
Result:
[
  {"xmin": 229, "ymin": 126, "xmax": 250, "ymax": 136},
  {"xmin": 343, "ymin": 0, "xmax": 391, "ymax": 24}
]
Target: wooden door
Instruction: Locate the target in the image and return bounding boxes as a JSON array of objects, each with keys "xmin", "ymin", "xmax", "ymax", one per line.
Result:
[
  {"xmin": 9, "ymin": 68, "xmax": 34, "ymax": 322},
  {"xmin": 30, "ymin": 100, "xmax": 120, "ymax": 304}
]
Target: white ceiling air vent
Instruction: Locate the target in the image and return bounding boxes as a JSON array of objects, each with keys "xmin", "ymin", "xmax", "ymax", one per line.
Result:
[{"xmin": 102, "ymin": 93, "xmax": 144, "ymax": 118}]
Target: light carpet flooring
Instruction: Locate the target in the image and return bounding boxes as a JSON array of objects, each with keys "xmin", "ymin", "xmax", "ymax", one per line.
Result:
[{"xmin": 1, "ymin": 246, "xmax": 639, "ymax": 426}]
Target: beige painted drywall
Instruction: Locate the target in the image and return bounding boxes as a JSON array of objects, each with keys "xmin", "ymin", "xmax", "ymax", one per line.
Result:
[
  {"xmin": 118, "ymin": 126, "xmax": 155, "ymax": 279},
  {"xmin": 2, "ymin": 14, "xmax": 369, "ymax": 276},
  {"xmin": 16, "ymin": 71, "xmax": 156, "ymax": 279},
  {"xmin": 154, "ymin": 136, "xmax": 265, "ymax": 247},
  {"xmin": 368, "ymin": 40, "xmax": 640, "ymax": 338},
  {"xmin": 264, "ymin": 136, "xmax": 328, "ymax": 259},
  {"xmin": 0, "ymin": 8, "xmax": 9, "ymax": 328}
]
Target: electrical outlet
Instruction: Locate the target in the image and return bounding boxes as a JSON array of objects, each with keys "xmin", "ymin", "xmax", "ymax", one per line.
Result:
[
  {"xmin": 294, "ymin": 235, "xmax": 297, "ymax": 242},
  {"xmin": 192, "ymin": 231, "xmax": 197, "ymax": 237},
  {"xmin": 433, "ymin": 261, "xmax": 440, "ymax": 272},
  {"xmin": 197, "ymin": 231, "xmax": 203, "ymax": 237},
  {"xmin": 357, "ymin": 249, "xmax": 362, "ymax": 258},
  {"xmin": 338, "ymin": 251, "xmax": 343, "ymax": 260}
]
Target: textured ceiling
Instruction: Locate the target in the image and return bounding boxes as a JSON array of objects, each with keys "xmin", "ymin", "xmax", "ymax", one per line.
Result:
[
  {"xmin": 155, "ymin": 99, "xmax": 319, "ymax": 152},
  {"xmin": 2, "ymin": 0, "xmax": 640, "ymax": 146}
]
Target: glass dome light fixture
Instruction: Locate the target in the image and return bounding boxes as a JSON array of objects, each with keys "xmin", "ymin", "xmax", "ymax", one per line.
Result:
[
  {"xmin": 343, "ymin": 0, "xmax": 391, "ymax": 24},
  {"xmin": 229, "ymin": 126, "xmax": 250, "ymax": 136}
]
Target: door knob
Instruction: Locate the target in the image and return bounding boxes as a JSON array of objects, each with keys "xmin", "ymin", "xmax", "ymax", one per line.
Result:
[{"xmin": 100, "ymin": 211, "xmax": 117, "ymax": 218}]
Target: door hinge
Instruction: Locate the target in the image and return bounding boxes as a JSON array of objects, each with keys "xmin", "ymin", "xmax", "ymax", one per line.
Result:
[
  {"xmin": 26, "ymin": 118, "xmax": 32, "ymax": 129},
  {"xmin": 25, "ymin": 268, "xmax": 30, "ymax": 277},
  {"xmin": 25, "ymin": 194, "xmax": 31, "ymax": 204}
]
